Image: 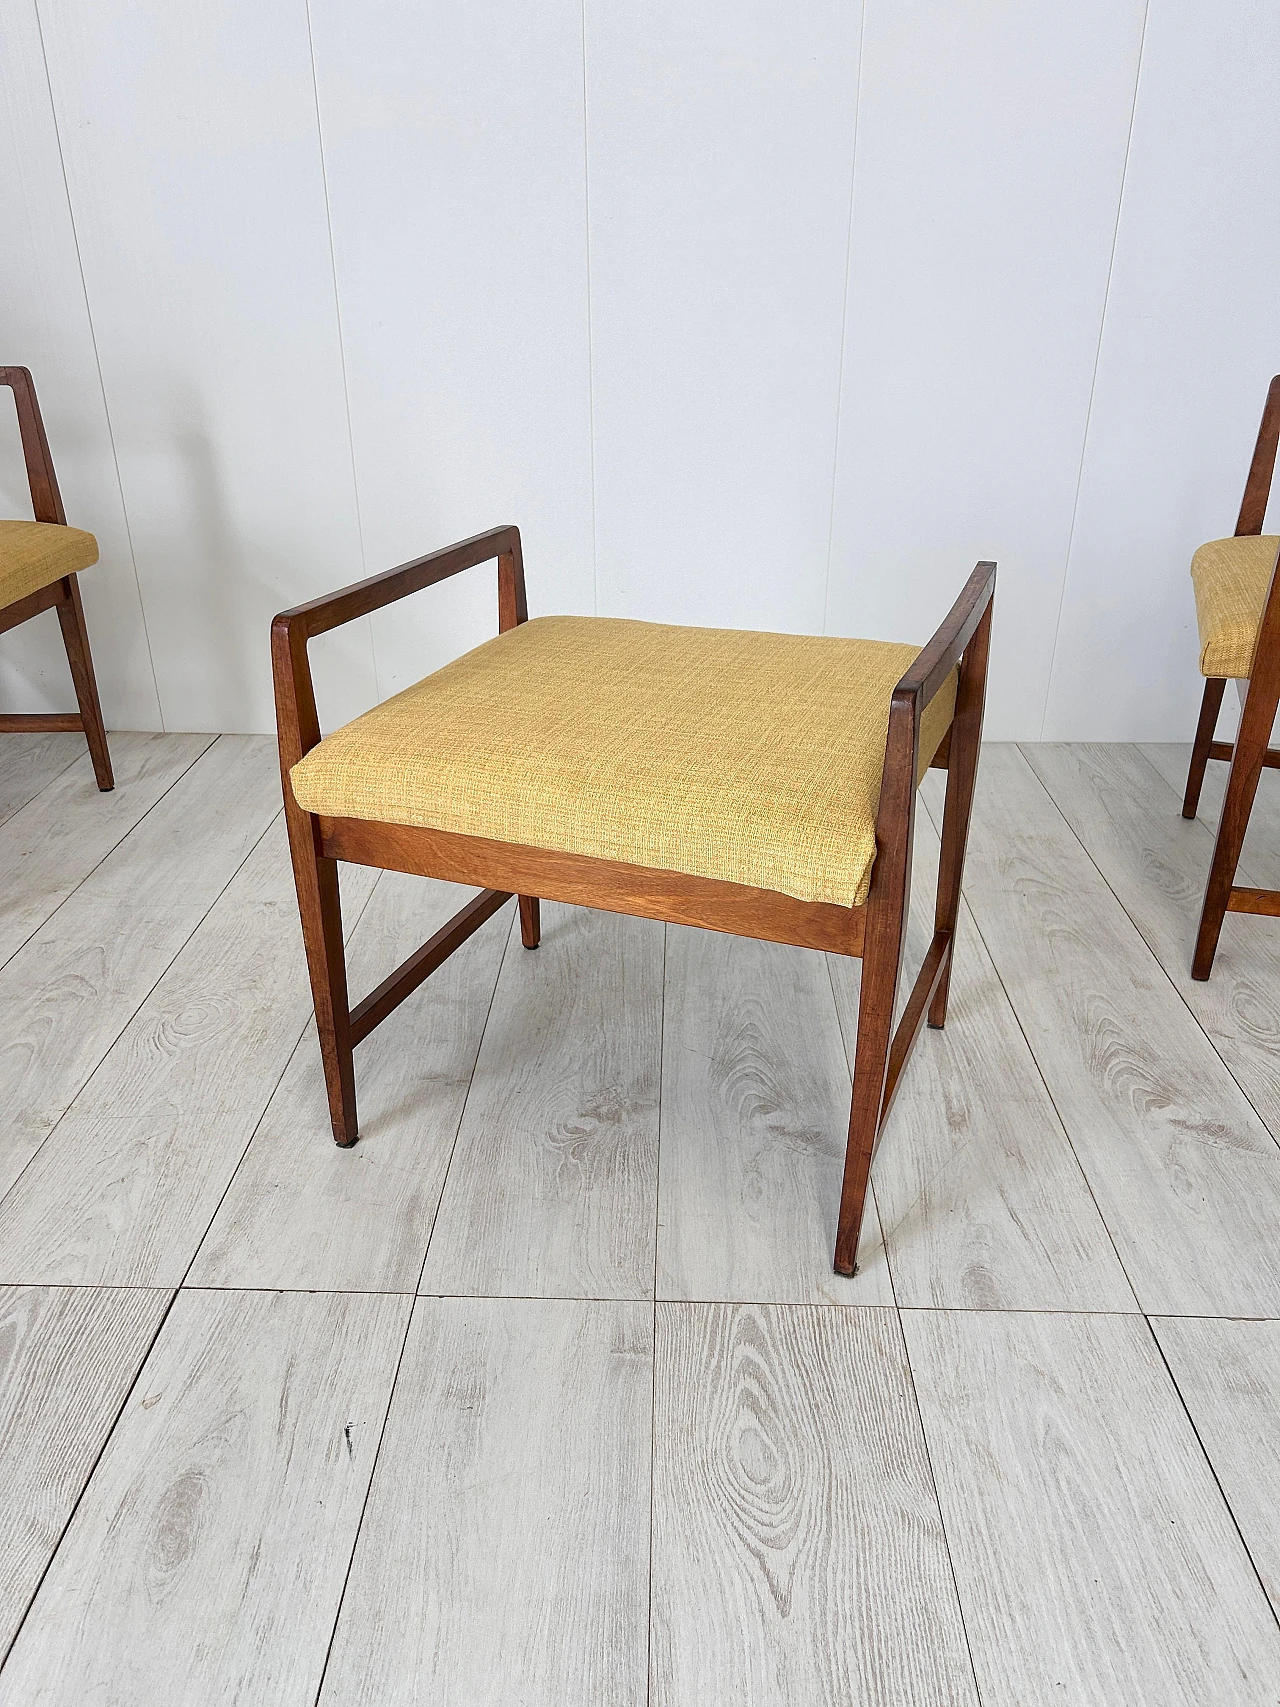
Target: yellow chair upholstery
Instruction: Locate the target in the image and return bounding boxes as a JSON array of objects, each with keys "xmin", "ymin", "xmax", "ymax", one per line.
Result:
[
  {"xmin": 290, "ymin": 615, "xmax": 956, "ymax": 909},
  {"xmin": 1190, "ymin": 534, "xmax": 1280, "ymax": 678},
  {"xmin": 0, "ymin": 519, "xmax": 98, "ymax": 610}
]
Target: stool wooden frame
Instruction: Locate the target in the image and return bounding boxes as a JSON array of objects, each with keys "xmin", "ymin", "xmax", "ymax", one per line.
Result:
[
  {"xmin": 0, "ymin": 366, "xmax": 113, "ymax": 790},
  {"xmin": 1184, "ymin": 374, "xmax": 1280, "ymax": 979},
  {"xmin": 273, "ymin": 534, "xmax": 995, "ymax": 1275}
]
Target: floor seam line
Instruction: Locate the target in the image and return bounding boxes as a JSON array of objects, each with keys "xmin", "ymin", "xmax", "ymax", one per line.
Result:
[
  {"xmin": 0, "ymin": 796, "xmax": 285, "ymax": 1228},
  {"xmin": 0, "ymin": 1282, "xmax": 182, "ymax": 1675},
  {"xmin": 0, "ymin": 731, "xmax": 218, "ymax": 978}
]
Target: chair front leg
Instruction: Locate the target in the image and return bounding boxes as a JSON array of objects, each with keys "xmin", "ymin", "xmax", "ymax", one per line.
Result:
[
  {"xmin": 1192, "ymin": 667, "xmax": 1280, "ymax": 979},
  {"xmin": 1183, "ymin": 677, "xmax": 1225, "ymax": 819},
  {"xmin": 284, "ymin": 800, "xmax": 358, "ymax": 1143},
  {"xmin": 55, "ymin": 575, "xmax": 113, "ymax": 791}
]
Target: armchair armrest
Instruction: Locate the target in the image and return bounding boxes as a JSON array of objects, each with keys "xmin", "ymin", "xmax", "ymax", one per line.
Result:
[
  {"xmin": 892, "ymin": 559, "xmax": 996, "ymax": 714},
  {"xmin": 271, "ymin": 524, "xmax": 526, "ymax": 776},
  {"xmin": 0, "ymin": 366, "xmax": 66, "ymax": 525},
  {"xmin": 874, "ymin": 559, "xmax": 996, "ymax": 851}
]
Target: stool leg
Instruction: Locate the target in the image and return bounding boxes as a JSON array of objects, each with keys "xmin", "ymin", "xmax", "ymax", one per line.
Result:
[
  {"xmin": 927, "ymin": 607, "xmax": 990, "ymax": 1030},
  {"xmin": 1183, "ymin": 678, "xmax": 1225, "ymax": 819},
  {"xmin": 518, "ymin": 895, "xmax": 540, "ymax": 948},
  {"xmin": 834, "ymin": 905, "xmax": 905, "ymax": 1278},
  {"xmin": 55, "ymin": 574, "xmax": 113, "ymax": 791},
  {"xmin": 285, "ymin": 805, "xmax": 357, "ymax": 1143}
]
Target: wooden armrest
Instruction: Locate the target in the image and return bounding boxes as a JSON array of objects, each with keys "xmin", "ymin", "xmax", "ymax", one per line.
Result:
[
  {"xmin": 1237, "ymin": 374, "xmax": 1280, "ymax": 537},
  {"xmin": 893, "ymin": 560, "xmax": 997, "ymax": 712},
  {"xmin": 271, "ymin": 524, "xmax": 527, "ymax": 775},
  {"xmin": 0, "ymin": 366, "xmax": 66, "ymax": 525},
  {"xmin": 272, "ymin": 524, "xmax": 523, "ymax": 642}
]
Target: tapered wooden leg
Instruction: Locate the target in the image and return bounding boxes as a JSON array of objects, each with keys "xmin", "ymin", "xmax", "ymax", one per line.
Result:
[
  {"xmin": 1183, "ymin": 677, "xmax": 1225, "ymax": 819},
  {"xmin": 835, "ymin": 904, "xmax": 907, "ymax": 1278},
  {"xmin": 285, "ymin": 805, "xmax": 357, "ymax": 1142},
  {"xmin": 1192, "ymin": 670, "xmax": 1280, "ymax": 980},
  {"xmin": 55, "ymin": 574, "xmax": 113, "ymax": 790},
  {"xmin": 927, "ymin": 602, "xmax": 991, "ymax": 1030},
  {"xmin": 518, "ymin": 894, "xmax": 541, "ymax": 948}
]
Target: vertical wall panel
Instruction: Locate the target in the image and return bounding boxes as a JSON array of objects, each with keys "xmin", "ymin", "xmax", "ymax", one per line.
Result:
[
  {"xmin": 0, "ymin": 0, "xmax": 159, "ymax": 729},
  {"xmin": 35, "ymin": 0, "xmax": 373, "ymax": 734},
  {"xmin": 827, "ymin": 0, "xmax": 1147, "ymax": 739},
  {"xmin": 585, "ymin": 0, "xmax": 862, "ymax": 633},
  {"xmin": 1043, "ymin": 0, "xmax": 1280, "ymax": 741},
  {"xmin": 309, "ymin": 0, "xmax": 594, "ymax": 699}
]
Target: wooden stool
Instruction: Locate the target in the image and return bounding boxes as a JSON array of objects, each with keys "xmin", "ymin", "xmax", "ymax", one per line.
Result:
[
  {"xmin": 273, "ymin": 532, "xmax": 994, "ymax": 1275},
  {"xmin": 0, "ymin": 366, "xmax": 113, "ymax": 791},
  {"xmin": 1184, "ymin": 374, "xmax": 1280, "ymax": 978}
]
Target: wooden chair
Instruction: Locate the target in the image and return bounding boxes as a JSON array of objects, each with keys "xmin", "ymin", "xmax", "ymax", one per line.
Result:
[
  {"xmin": 0, "ymin": 367, "xmax": 113, "ymax": 790},
  {"xmin": 273, "ymin": 535, "xmax": 994, "ymax": 1275},
  {"xmin": 1184, "ymin": 374, "xmax": 1280, "ymax": 978}
]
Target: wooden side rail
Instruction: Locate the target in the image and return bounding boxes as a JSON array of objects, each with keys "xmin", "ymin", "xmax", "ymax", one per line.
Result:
[{"xmin": 348, "ymin": 885, "xmax": 512, "ymax": 1046}]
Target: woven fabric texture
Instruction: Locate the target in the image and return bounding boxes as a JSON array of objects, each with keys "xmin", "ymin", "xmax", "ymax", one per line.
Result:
[
  {"xmin": 0, "ymin": 519, "xmax": 98, "ymax": 610},
  {"xmin": 1190, "ymin": 534, "xmax": 1280, "ymax": 678},
  {"xmin": 290, "ymin": 615, "xmax": 956, "ymax": 909}
]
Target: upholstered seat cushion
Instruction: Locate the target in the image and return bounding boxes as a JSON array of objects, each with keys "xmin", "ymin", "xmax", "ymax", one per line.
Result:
[
  {"xmin": 289, "ymin": 615, "xmax": 956, "ymax": 908},
  {"xmin": 0, "ymin": 519, "xmax": 98, "ymax": 610},
  {"xmin": 1190, "ymin": 534, "xmax": 1280, "ymax": 678}
]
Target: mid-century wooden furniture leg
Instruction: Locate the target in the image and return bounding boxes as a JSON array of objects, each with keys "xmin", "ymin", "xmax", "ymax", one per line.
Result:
[
  {"xmin": 287, "ymin": 803, "xmax": 358, "ymax": 1144},
  {"xmin": 834, "ymin": 583, "xmax": 994, "ymax": 1276},
  {"xmin": 55, "ymin": 574, "xmax": 113, "ymax": 791},
  {"xmin": 1183, "ymin": 678, "xmax": 1226, "ymax": 820},
  {"xmin": 518, "ymin": 895, "xmax": 541, "ymax": 948},
  {"xmin": 1192, "ymin": 660, "xmax": 1280, "ymax": 979},
  {"xmin": 927, "ymin": 592, "xmax": 990, "ymax": 1029}
]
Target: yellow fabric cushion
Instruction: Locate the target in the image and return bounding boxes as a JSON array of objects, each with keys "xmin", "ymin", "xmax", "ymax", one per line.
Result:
[
  {"xmin": 1190, "ymin": 534, "xmax": 1280, "ymax": 678},
  {"xmin": 291, "ymin": 615, "xmax": 955, "ymax": 909},
  {"xmin": 0, "ymin": 519, "xmax": 98, "ymax": 610}
]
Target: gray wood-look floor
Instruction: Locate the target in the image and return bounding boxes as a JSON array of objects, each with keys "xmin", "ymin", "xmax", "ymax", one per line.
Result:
[{"xmin": 1, "ymin": 732, "xmax": 1279, "ymax": 1704}]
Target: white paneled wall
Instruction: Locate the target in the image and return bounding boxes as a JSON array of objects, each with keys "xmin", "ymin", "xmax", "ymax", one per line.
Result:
[
  {"xmin": 309, "ymin": 0, "xmax": 595, "ymax": 700},
  {"xmin": 586, "ymin": 0, "xmax": 860, "ymax": 633},
  {"xmin": 826, "ymin": 0, "xmax": 1147, "ymax": 738},
  {"xmin": 0, "ymin": 0, "xmax": 159, "ymax": 729},
  {"xmin": 2, "ymin": 0, "xmax": 1278, "ymax": 738},
  {"xmin": 1043, "ymin": 0, "xmax": 1280, "ymax": 741}
]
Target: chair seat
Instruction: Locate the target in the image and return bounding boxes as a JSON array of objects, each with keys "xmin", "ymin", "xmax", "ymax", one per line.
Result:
[
  {"xmin": 0, "ymin": 519, "xmax": 98, "ymax": 610},
  {"xmin": 290, "ymin": 615, "xmax": 955, "ymax": 908},
  {"xmin": 1190, "ymin": 534, "xmax": 1280, "ymax": 678}
]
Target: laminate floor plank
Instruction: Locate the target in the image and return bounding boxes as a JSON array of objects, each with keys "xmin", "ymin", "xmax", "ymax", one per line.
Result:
[
  {"xmin": 1140, "ymin": 739, "xmax": 1280, "ymax": 889},
  {"xmin": 318, "ymin": 1296, "xmax": 651, "ymax": 1707},
  {"xmin": 0, "ymin": 1288, "xmax": 409, "ymax": 1707},
  {"xmin": 1025, "ymin": 741, "xmax": 1280, "ymax": 1139},
  {"xmin": 0, "ymin": 736, "xmax": 284, "ymax": 1198},
  {"xmin": 658, "ymin": 924, "xmax": 892, "ymax": 1305},
  {"xmin": 652, "ymin": 1302, "xmax": 976, "ymax": 1707},
  {"xmin": 0, "ymin": 1284, "xmax": 170, "ymax": 1659},
  {"xmin": 903, "ymin": 1309, "xmax": 1280, "ymax": 1706},
  {"xmin": 922, "ymin": 745, "xmax": 1280, "ymax": 1316},
  {"xmin": 0, "ymin": 730, "xmax": 213, "ymax": 970},
  {"xmin": 1152, "ymin": 1315, "xmax": 1280, "ymax": 1618},
  {"xmin": 0, "ymin": 821, "xmax": 379, "ymax": 1287},
  {"xmin": 0, "ymin": 732, "xmax": 84, "ymax": 829},
  {"xmin": 419, "ymin": 903, "xmax": 662, "ymax": 1300},
  {"xmin": 830, "ymin": 813, "xmax": 1137, "ymax": 1312},
  {"xmin": 190, "ymin": 874, "xmax": 512, "ymax": 1294}
]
